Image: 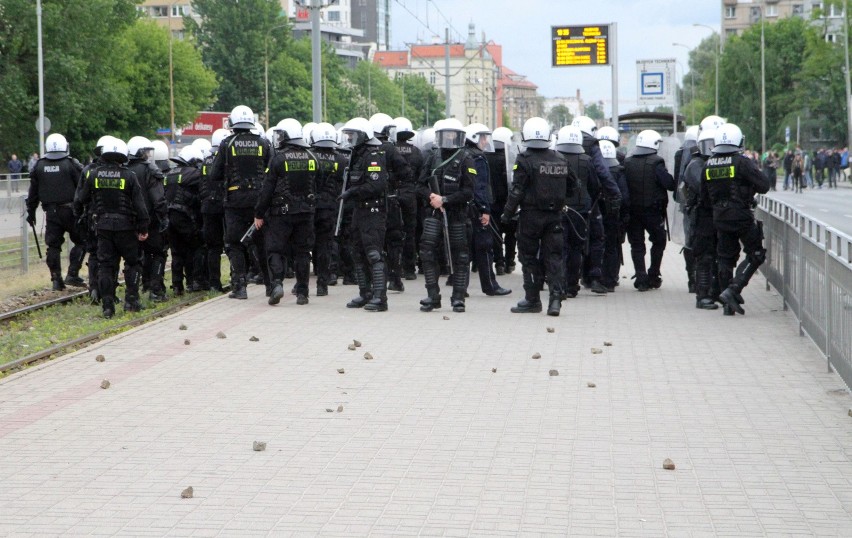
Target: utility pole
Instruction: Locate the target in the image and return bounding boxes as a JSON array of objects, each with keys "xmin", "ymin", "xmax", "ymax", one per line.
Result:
[
  {"xmin": 761, "ymin": 2, "xmax": 767, "ymax": 155},
  {"xmin": 445, "ymin": 28, "xmax": 451, "ymax": 118},
  {"xmin": 36, "ymin": 0, "xmax": 45, "ymax": 156},
  {"xmin": 611, "ymin": 22, "xmax": 619, "ymax": 130},
  {"xmin": 845, "ymin": 0, "xmax": 852, "ymax": 149},
  {"xmin": 310, "ymin": 0, "xmax": 322, "ymax": 123}
]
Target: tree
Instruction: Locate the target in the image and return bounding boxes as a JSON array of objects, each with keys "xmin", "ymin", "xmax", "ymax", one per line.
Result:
[
  {"xmin": 681, "ymin": 34, "xmax": 720, "ymax": 123},
  {"xmin": 585, "ymin": 102, "xmax": 605, "ymax": 121},
  {"xmin": 393, "ymin": 73, "xmax": 445, "ymax": 129},
  {"xmin": 187, "ymin": 0, "xmax": 285, "ymax": 114},
  {"xmin": 547, "ymin": 104, "xmax": 573, "ymax": 129}
]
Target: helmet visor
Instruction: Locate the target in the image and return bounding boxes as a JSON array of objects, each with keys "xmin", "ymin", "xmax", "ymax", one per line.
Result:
[
  {"xmin": 437, "ymin": 130, "xmax": 465, "ymax": 149},
  {"xmin": 342, "ymin": 129, "xmax": 367, "ymax": 149},
  {"xmin": 699, "ymin": 138, "xmax": 715, "ymax": 157},
  {"xmin": 476, "ymin": 133, "xmax": 495, "ymax": 153}
]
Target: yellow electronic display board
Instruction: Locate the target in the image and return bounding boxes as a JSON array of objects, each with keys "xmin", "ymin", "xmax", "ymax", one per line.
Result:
[{"xmin": 552, "ymin": 25, "xmax": 610, "ymax": 67}]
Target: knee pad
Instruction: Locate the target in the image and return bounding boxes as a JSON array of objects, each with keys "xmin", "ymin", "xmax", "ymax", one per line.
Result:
[
  {"xmin": 366, "ymin": 249, "xmax": 383, "ymax": 265},
  {"xmin": 749, "ymin": 248, "xmax": 767, "ymax": 266}
]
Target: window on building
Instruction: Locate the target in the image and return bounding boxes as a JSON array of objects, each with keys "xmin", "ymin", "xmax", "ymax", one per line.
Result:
[
  {"xmin": 766, "ymin": 5, "xmax": 778, "ymax": 16},
  {"xmin": 826, "ymin": 33, "xmax": 837, "ymax": 43},
  {"xmin": 429, "ymin": 71, "xmax": 436, "ymax": 85},
  {"xmin": 829, "ymin": 3, "xmax": 844, "ymax": 17},
  {"xmin": 726, "ymin": 28, "xmax": 738, "ymax": 38},
  {"xmin": 171, "ymin": 4, "xmax": 186, "ymax": 17},
  {"xmin": 328, "ymin": 10, "xmax": 340, "ymax": 22},
  {"xmin": 750, "ymin": 6, "xmax": 762, "ymax": 21},
  {"xmin": 172, "ymin": 30, "xmax": 184, "ymax": 40},
  {"xmin": 725, "ymin": 6, "xmax": 736, "ymax": 18},
  {"xmin": 813, "ymin": 2, "xmax": 824, "ymax": 17},
  {"xmin": 150, "ymin": 5, "xmax": 168, "ymax": 17},
  {"xmin": 792, "ymin": 4, "xmax": 804, "ymax": 16}
]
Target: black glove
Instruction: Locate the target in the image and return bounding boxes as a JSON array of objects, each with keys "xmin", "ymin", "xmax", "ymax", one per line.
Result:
[
  {"xmin": 337, "ymin": 189, "xmax": 355, "ymax": 202},
  {"xmin": 26, "ymin": 212, "xmax": 36, "ymax": 227},
  {"xmin": 158, "ymin": 218, "xmax": 169, "ymax": 233},
  {"xmin": 500, "ymin": 212, "xmax": 512, "ymax": 226}
]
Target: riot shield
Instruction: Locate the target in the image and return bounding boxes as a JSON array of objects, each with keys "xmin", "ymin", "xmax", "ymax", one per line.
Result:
[{"xmin": 504, "ymin": 134, "xmax": 520, "ymax": 188}]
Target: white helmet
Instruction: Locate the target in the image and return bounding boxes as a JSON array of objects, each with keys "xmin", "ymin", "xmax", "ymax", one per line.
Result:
[
  {"xmin": 492, "ymin": 126, "xmax": 513, "ymax": 150},
  {"xmin": 698, "ymin": 128, "xmax": 716, "ymax": 157},
  {"xmin": 465, "ymin": 123, "xmax": 494, "ymax": 152},
  {"xmin": 127, "ymin": 136, "xmax": 153, "ymax": 159},
  {"xmin": 572, "ymin": 115, "xmax": 597, "ymax": 137},
  {"xmin": 211, "ymin": 128, "xmax": 231, "ymax": 149},
  {"xmin": 599, "ymin": 140, "xmax": 619, "ymax": 167},
  {"xmin": 713, "ymin": 123, "xmax": 744, "ymax": 154},
  {"xmin": 44, "ymin": 133, "xmax": 69, "ymax": 159},
  {"xmin": 633, "ymin": 130, "xmax": 662, "ymax": 156},
  {"xmin": 684, "ymin": 125, "xmax": 699, "ymax": 143},
  {"xmin": 311, "ymin": 122, "xmax": 338, "ymax": 148},
  {"xmin": 265, "ymin": 128, "xmax": 276, "ymax": 146},
  {"xmin": 229, "ymin": 105, "xmax": 255, "ymax": 130},
  {"xmin": 95, "ymin": 135, "xmax": 116, "ymax": 156},
  {"xmin": 597, "ymin": 125, "xmax": 620, "ymax": 147},
  {"xmin": 302, "ymin": 122, "xmax": 318, "ymax": 145},
  {"xmin": 555, "ymin": 126, "xmax": 584, "ymax": 154},
  {"xmin": 370, "ymin": 112, "xmax": 395, "ymax": 138},
  {"xmin": 275, "ymin": 118, "xmax": 307, "ymax": 147},
  {"xmin": 177, "ymin": 145, "xmax": 204, "ymax": 165},
  {"xmin": 151, "ymin": 140, "xmax": 169, "ymax": 162},
  {"xmin": 521, "ymin": 117, "xmax": 551, "ymax": 149},
  {"xmin": 342, "ymin": 117, "xmax": 373, "ymax": 148},
  {"xmin": 420, "ymin": 127, "xmax": 436, "ymax": 151},
  {"xmin": 393, "ymin": 116, "xmax": 415, "ymax": 143},
  {"xmin": 699, "ymin": 115, "xmax": 726, "ymax": 134},
  {"xmin": 435, "ymin": 118, "xmax": 466, "ymax": 149},
  {"xmin": 253, "ymin": 122, "xmax": 266, "ymax": 138},
  {"xmin": 191, "ymin": 138, "xmax": 212, "ymax": 159},
  {"xmin": 101, "ymin": 138, "xmax": 129, "ymax": 163}
]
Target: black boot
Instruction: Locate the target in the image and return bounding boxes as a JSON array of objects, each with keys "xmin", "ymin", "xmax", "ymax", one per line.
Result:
[
  {"xmin": 268, "ymin": 280, "xmax": 284, "ymax": 305},
  {"xmin": 365, "ymin": 260, "xmax": 388, "ymax": 312},
  {"xmin": 451, "ymin": 296, "xmax": 465, "ymax": 313},
  {"xmin": 228, "ymin": 277, "xmax": 247, "ymax": 300},
  {"xmin": 511, "ymin": 297, "xmax": 543, "ymax": 313},
  {"xmin": 719, "ymin": 288, "xmax": 745, "ymax": 315},
  {"xmin": 547, "ymin": 295, "xmax": 562, "ymax": 317},
  {"xmin": 590, "ymin": 279, "xmax": 608, "ymax": 294},
  {"xmin": 347, "ymin": 292, "xmax": 371, "ymax": 308},
  {"xmin": 51, "ymin": 271, "xmax": 66, "ymax": 291},
  {"xmin": 64, "ymin": 274, "xmax": 86, "ymax": 287},
  {"xmin": 124, "ymin": 297, "xmax": 144, "ymax": 312},
  {"xmin": 387, "ymin": 276, "xmax": 405, "ymax": 292},
  {"xmin": 633, "ymin": 274, "xmax": 650, "ymax": 292},
  {"xmin": 102, "ymin": 297, "xmax": 115, "ymax": 319},
  {"xmin": 420, "ymin": 286, "xmax": 442, "ymax": 312},
  {"xmin": 696, "ymin": 298, "xmax": 719, "ymax": 310},
  {"xmin": 316, "ymin": 283, "xmax": 328, "ymax": 296}
]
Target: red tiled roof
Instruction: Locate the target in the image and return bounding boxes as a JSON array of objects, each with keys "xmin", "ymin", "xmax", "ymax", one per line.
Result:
[
  {"xmin": 410, "ymin": 44, "xmax": 466, "ymax": 58},
  {"xmin": 373, "ymin": 51, "xmax": 409, "ymax": 68},
  {"xmin": 501, "ymin": 66, "xmax": 537, "ymax": 90}
]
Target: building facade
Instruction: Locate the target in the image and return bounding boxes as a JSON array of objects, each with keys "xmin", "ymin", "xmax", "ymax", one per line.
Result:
[
  {"xmin": 351, "ymin": 0, "xmax": 391, "ymax": 51},
  {"xmin": 721, "ymin": 0, "xmax": 845, "ymax": 45}
]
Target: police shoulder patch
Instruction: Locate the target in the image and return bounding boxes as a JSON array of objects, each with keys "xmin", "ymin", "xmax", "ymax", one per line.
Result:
[
  {"xmin": 370, "ymin": 172, "xmax": 380, "ymax": 180},
  {"xmin": 467, "ymin": 167, "xmax": 477, "ymax": 175}
]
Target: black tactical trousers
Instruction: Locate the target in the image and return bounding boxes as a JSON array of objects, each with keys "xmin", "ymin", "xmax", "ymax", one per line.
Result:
[
  {"xmin": 140, "ymin": 227, "xmax": 168, "ymax": 295},
  {"xmin": 397, "ymin": 188, "xmax": 419, "ymax": 274},
  {"xmin": 225, "ymin": 207, "xmax": 269, "ymax": 288},
  {"xmin": 420, "ymin": 212, "xmax": 470, "ymax": 301},
  {"xmin": 518, "ymin": 209, "xmax": 563, "ymax": 300},
  {"xmin": 692, "ymin": 211, "xmax": 719, "ymax": 301},
  {"xmin": 312, "ymin": 208, "xmax": 336, "ymax": 287},
  {"xmin": 601, "ymin": 210, "xmax": 623, "ymax": 288},
  {"xmin": 384, "ymin": 196, "xmax": 405, "ymax": 281},
  {"xmin": 350, "ymin": 206, "xmax": 387, "ymax": 301},
  {"xmin": 562, "ymin": 209, "xmax": 589, "ymax": 293},
  {"xmin": 168, "ymin": 210, "xmax": 202, "ymax": 291},
  {"xmin": 266, "ymin": 211, "xmax": 314, "ymax": 295},
  {"xmin": 716, "ymin": 218, "xmax": 764, "ymax": 293},
  {"xmin": 97, "ymin": 229, "xmax": 141, "ymax": 306},
  {"xmin": 472, "ymin": 217, "xmax": 499, "ymax": 294},
  {"xmin": 202, "ymin": 212, "xmax": 225, "ymax": 290},
  {"xmin": 44, "ymin": 205, "xmax": 86, "ymax": 279},
  {"xmin": 627, "ymin": 207, "xmax": 667, "ymax": 279}
]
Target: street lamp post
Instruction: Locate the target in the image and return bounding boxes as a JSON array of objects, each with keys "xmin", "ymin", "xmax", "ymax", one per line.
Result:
[
  {"xmin": 673, "ymin": 43, "xmax": 695, "ymax": 124},
  {"xmin": 36, "ymin": 0, "xmax": 45, "ymax": 156},
  {"xmin": 760, "ymin": 2, "xmax": 767, "ymax": 155},
  {"xmin": 845, "ymin": 0, "xmax": 852, "ymax": 150},
  {"xmin": 693, "ymin": 23, "xmax": 720, "ymax": 115}
]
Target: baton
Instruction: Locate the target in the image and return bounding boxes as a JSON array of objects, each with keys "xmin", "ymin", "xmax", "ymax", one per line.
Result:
[
  {"xmin": 429, "ymin": 175, "xmax": 453, "ymax": 276},
  {"xmin": 487, "ymin": 219, "xmax": 504, "ymax": 244},
  {"xmin": 30, "ymin": 223, "xmax": 43, "ymax": 259},
  {"xmin": 240, "ymin": 223, "xmax": 257, "ymax": 244},
  {"xmin": 334, "ymin": 167, "xmax": 349, "ymax": 237},
  {"xmin": 664, "ymin": 212, "xmax": 671, "ymax": 242}
]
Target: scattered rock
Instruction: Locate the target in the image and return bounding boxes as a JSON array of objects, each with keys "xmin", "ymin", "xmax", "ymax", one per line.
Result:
[
  {"xmin": 325, "ymin": 408, "xmax": 334, "ymax": 413},
  {"xmin": 181, "ymin": 486, "xmax": 193, "ymax": 499},
  {"xmin": 549, "ymin": 369, "xmax": 559, "ymax": 376},
  {"xmin": 603, "ymin": 341, "xmax": 613, "ymax": 347},
  {"xmin": 216, "ymin": 331, "xmax": 227, "ymax": 339},
  {"xmin": 347, "ymin": 344, "xmax": 357, "ymax": 351},
  {"xmin": 531, "ymin": 352, "xmax": 541, "ymax": 360},
  {"xmin": 591, "ymin": 348, "xmax": 603, "ymax": 354},
  {"xmin": 179, "ymin": 324, "xmax": 187, "ymax": 331},
  {"xmin": 336, "ymin": 405, "xmax": 344, "ymax": 413},
  {"xmin": 492, "ymin": 368, "xmax": 497, "ymax": 373},
  {"xmin": 95, "ymin": 354, "xmax": 105, "ymax": 363},
  {"xmin": 184, "ymin": 339, "xmax": 190, "ymax": 346},
  {"xmin": 100, "ymin": 380, "xmax": 110, "ymax": 389},
  {"xmin": 353, "ymin": 339, "xmax": 362, "ymax": 347},
  {"xmin": 546, "ymin": 327, "xmax": 555, "ymax": 333},
  {"xmin": 662, "ymin": 458, "xmax": 676, "ymax": 471},
  {"xmin": 337, "ymin": 368, "xmax": 345, "ymax": 374},
  {"xmin": 252, "ymin": 441, "xmax": 266, "ymax": 452},
  {"xmin": 848, "ymin": 408, "xmax": 852, "ymax": 418},
  {"xmin": 587, "ymin": 382, "xmax": 596, "ymax": 388},
  {"xmin": 249, "ymin": 336, "xmax": 259, "ymax": 342},
  {"xmin": 442, "ymin": 315, "xmax": 450, "ymax": 320},
  {"xmin": 364, "ymin": 352, "xmax": 374, "ymax": 360}
]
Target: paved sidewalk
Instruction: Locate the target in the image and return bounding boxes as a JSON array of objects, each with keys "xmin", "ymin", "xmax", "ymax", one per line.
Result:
[{"xmin": 1, "ymin": 247, "xmax": 852, "ymax": 537}]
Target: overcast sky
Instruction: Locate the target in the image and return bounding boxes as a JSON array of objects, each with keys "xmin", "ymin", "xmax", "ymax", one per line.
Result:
[{"xmin": 390, "ymin": 0, "xmax": 721, "ymax": 114}]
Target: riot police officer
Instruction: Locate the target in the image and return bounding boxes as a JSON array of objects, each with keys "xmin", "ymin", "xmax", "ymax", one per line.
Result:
[
  {"xmin": 26, "ymin": 133, "xmax": 86, "ymax": 290},
  {"xmin": 501, "ymin": 117, "xmax": 576, "ymax": 316},
  {"xmin": 555, "ymin": 126, "xmax": 601, "ymax": 298},
  {"xmin": 200, "ymin": 128, "xmax": 231, "ymax": 292},
  {"xmin": 418, "ymin": 119, "xmax": 475, "ymax": 313},
  {"xmin": 127, "ymin": 136, "xmax": 169, "ymax": 301},
  {"xmin": 78, "ymin": 135, "xmax": 116, "ymax": 303},
  {"xmin": 310, "ymin": 122, "xmax": 349, "ymax": 296},
  {"xmin": 490, "ymin": 127, "xmax": 516, "ymax": 274},
  {"xmin": 339, "ymin": 117, "xmax": 390, "ymax": 312},
  {"xmin": 674, "ymin": 126, "xmax": 700, "ymax": 293},
  {"xmin": 254, "ymin": 119, "xmax": 317, "ymax": 306},
  {"xmin": 684, "ymin": 126, "xmax": 720, "ymax": 309},
  {"xmin": 73, "ymin": 139, "xmax": 150, "ymax": 318},
  {"xmin": 392, "ymin": 116, "xmax": 423, "ymax": 280},
  {"xmin": 370, "ymin": 113, "xmax": 412, "ymax": 292},
  {"xmin": 700, "ymin": 123, "xmax": 770, "ymax": 315},
  {"xmin": 623, "ymin": 130, "xmax": 676, "ymax": 291},
  {"xmin": 165, "ymin": 145, "xmax": 204, "ymax": 295},
  {"xmin": 599, "ymin": 140, "xmax": 630, "ymax": 291},
  {"xmin": 207, "ymin": 105, "xmax": 273, "ymax": 300}
]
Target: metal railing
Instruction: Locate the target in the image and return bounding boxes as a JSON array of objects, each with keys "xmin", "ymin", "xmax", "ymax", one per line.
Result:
[
  {"xmin": 756, "ymin": 195, "xmax": 852, "ymax": 389},
  {"xmin": 0, "ymin": 173, "xmax": 31, "ymax": 197}
]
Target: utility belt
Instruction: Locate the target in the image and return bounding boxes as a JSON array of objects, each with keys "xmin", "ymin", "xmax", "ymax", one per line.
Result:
[
  {"xmin": 357, "ymin": 197, "xmax": 386, "ymax": 211},
  {"xmin": 168, "ymin": 203, "xmax": 193, "ymax": 215},
  {"xmin": 43, "ymin": 202, "xmax": 74, "ymax": 211}
]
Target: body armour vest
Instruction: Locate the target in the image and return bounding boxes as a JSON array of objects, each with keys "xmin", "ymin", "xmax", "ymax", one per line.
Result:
[
  {"xmin": 624, "ymin": 153, "xmax": 666, "ymax": 209},
  {"xmin": 518, "ymin": 149, "xmax": 571, "ymax": 211},
  {"xmin": 128, "ymin": 159, "xmax": 163, "ymax": 215},
  {"xmin": 313, "ymin": 148, "xmax": 346, "ymax": 209},
  {"xmin": 428, "ymin": 149, "xmax": 466, "ymax": 197},
  {"xmin": 33, "ymin": 157, "xmax": 81, "ymax": 205},
  {"xmin": 485, "ymin": 150, "xmax": 509, "ymax": 201},
  {"xmin": 703, "ymin": 153, "xmax": 756, "ymax": 207},
  {"xmin": 347, "ymin": 144, "xmax": 387, "ymax": 201},
  {"xmin": 394, "ymin": 142, "xmax": 423, "ymax": 187},
  {"xmin": 201, "ymin": 154, "xmax": 224, "ymax": 214},
  {"xmin": 222, "ymin": 132, "xmax": 268, "ymax": 205},
  {"xmin": 269, "ymin": 145, "xmax": 317, "ymax": 214},
  {"xmin": 564, "ymin": 153, "xmax": 593, "ymax": 212},
  {"xmin": 91, "ymin": 164, "xmax": 136, "ymax": 219},
  {"xmin": 164, "ymin": 166, "xmax": 201, "ymax": 214}
]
